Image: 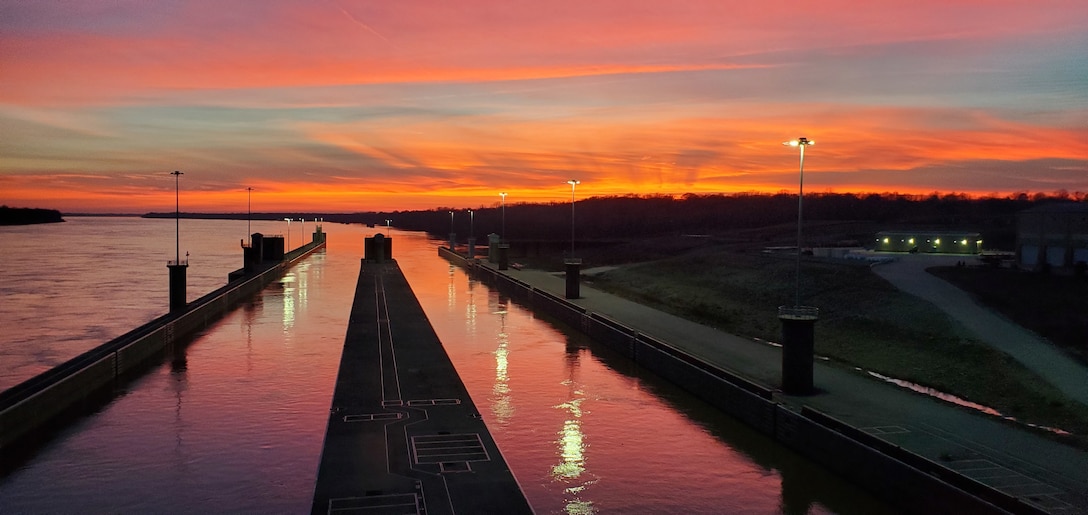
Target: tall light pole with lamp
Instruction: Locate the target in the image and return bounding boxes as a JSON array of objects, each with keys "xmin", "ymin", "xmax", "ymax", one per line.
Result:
[
  {"xmin": 284, "ymin": 218, "xmax": 292, "ymax": 255},
  {"xmin": 246, "ymin": 187, "xmax": 253, "ymax": 245},
  {"xmin": 167, "ymin": 170, "xmax": 188, "ymax": 312},
  {"xmin": 564, "ymin": 179, "xmax": 581, "ymax": 299},
  {"xmin": 498, "ymin": 192, "xmax": 510, "ymax": 270},
  {"xmin": 567, "ymin": 180, "xmax": 580, "ymax": 259},
  {"xmin": 779, "ymin": 137, "xmax": 818, "ymax": 395},
  {"xmin": 500, "ymin": 192, "xmax": 507, "ymax": 241},
  {"xmin": 171, "ymin": 171, "xmax": 183, "ymax": 265},
  {"xmin": 467, "ymin": 209, "xmax": 475, "ymax": 258},
  {"xmin": 783, "ymin": 137, "xmax": 814, "ymax": 308},
  {"xmin": 449, "ymin": 210, "xmax": 456, "ymax": 250}
]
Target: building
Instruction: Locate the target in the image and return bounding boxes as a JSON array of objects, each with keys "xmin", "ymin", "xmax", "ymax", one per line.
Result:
[
  {"xmin": 1016, "ymin": 203, "xmax": 1088, "ymax": 270},
  {"xmin": 873, "ymin": 231, "xmax": 982, "ymax": 254}
]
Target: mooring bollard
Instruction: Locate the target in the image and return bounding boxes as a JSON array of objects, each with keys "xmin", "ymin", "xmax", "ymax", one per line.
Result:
[
  {"xmin": 778, "ymin": 305, "xmax": 818, "ymax": 395},
  {"xmin": 564, "ymin": 258, "xmax": 581, "ymax": 299}
]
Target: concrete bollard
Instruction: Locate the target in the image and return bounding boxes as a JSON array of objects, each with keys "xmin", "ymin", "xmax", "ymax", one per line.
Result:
[
  {"xmin": 364, "ymin": 234, "xmax": 391, "ymax": 262},
  {"xmin": 778, "ymin": 305, "xmax": 818, "ymax": 395},
  {"xmin": 498, "ymin": 244, "xmax": 510, "ymax": 270},
  {"xmin": 564, "ymin": 258, "xmax": 582, "ymax": 299},
  {"xmin": 168, "ymin": 261, "xmax": 188, "ymax": 312}
]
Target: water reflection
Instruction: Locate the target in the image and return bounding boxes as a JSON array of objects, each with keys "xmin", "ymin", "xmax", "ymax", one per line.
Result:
[
  {"xmin": 465, "ymin": 276, "xmax": 478, "ymax": 335},
  {"xmin": 553, "ymin": 345, "xmax": 595, "ymax": 514},
  {"xmin": 169, "ymin": 346, "xmax": 189, "ymax": 474},
  {"xmin": 491, "ymin": 297, "xmax": 514, "ymax": 424}
]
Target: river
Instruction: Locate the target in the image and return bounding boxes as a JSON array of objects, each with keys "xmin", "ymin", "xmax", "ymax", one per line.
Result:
[{"xmin": 0, "ymin": 217, "xmax": 889, "ymax": 513}]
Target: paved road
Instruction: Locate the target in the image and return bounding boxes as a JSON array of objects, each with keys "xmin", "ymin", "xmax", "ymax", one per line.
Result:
[
  {"xmin": 503, "ymin": 264, "xmax": 1088, "ymax": 514},
  {"xmin": 870, "ymin": 253, "xmax": 1088, "ymax": 407}
]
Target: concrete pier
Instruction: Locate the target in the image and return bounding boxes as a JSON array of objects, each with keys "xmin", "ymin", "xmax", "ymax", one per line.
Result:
[{"xmin": 310, "ymin": 259, "xmax": 531, "ymax": 514}]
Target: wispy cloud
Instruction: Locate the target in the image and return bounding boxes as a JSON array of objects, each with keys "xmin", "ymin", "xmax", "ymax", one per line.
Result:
[{"xmin": 1, "ymin": 0, "xmax": 1085, "ymax": 212}]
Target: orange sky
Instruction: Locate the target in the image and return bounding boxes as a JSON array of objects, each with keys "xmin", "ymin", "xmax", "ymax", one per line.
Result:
[{"xmin": 1, "ymin": 1, "xmax": 1086, "ymax": 213}]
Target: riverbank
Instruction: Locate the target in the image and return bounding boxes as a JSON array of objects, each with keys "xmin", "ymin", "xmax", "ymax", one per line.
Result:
[{"xmin": 580, "ymin": 246, "xmax": 1088, "ymax": 444}]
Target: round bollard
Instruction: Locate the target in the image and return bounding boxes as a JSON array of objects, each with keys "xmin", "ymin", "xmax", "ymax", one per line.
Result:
[
  {"xmin": 498, "ymin": 244, "xmax": 510, "ymax": 270},
  {"xmin": 779, "ymin": 305, "xmax": 818, "ymax": 395},
  {"xmin": 564, "ymin": 258, "xmax": 582, "ymax": 299}
]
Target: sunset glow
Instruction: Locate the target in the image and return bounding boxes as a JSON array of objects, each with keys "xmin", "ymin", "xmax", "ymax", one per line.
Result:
[{"xmin": 2, "ymin": 1, "xmax": 1085, "ymax": 213}]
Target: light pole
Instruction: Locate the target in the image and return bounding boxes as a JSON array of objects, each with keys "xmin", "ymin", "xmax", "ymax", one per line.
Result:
[
  {"xmin": 449, "ymin": 210, "xmax": 456, "ymax": 249},
  {"xmin": 246, "ymin": 187, "xmax": 253, "ymax": 246},
  {"xmin": 500, "ymin": 192, "xmax": 507, "ymax": 241},
  {"xmin": 284, "ymin": 217, "xmax": 292, "ymax": 252},
  {"xmin": 468, "ymin": 209, "xmax": 474, "ymax": 240},
  {"xmin": 783, "ymin": 137, "xmax": 814, "ymax": 307},
  {"xmin": 385, "ymin": 219, "xmax": 392, "ymax": 232},
  {"xmin": 567, "ymin": 179, "xmax": 580, "ymax": 259},
  {"xmin": 171, "ymin": 170, "xmax": 183, "ymax": 264}
]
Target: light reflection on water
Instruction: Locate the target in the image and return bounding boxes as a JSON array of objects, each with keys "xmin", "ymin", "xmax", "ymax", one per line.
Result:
[
  {"xmin": 0, "ymin": 219, "xmax": 891, "ymax": 514},
  {"xmin": 867, "ymin": 371, "xmax": 1073, "ymax": 436}
]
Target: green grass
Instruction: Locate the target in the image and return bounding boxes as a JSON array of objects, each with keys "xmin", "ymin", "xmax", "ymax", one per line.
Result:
[
  {"xmin": 587, "ymin": 246, "xmax": 1088, "ymax": 443},
  {"xmin": 930, "ymin": 266, "xmax": 1088, "ymax": 364}
]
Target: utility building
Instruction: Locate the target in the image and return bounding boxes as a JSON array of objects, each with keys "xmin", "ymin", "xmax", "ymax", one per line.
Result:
[
  {"xmin": 1016, "ymin": 203, "xmax": 1088, "ymax": 270},
  {"xmin": 874, "ymin": 231, "xmax": 982, "ymax": 254}
]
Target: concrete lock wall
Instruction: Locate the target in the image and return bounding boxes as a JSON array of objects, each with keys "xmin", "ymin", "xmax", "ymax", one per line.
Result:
[
  {"xmin": 0, "ymin": 240, "xmax": 326, "ymax": 452},
  {"xmin": 447, "ymin": 256, "xmax": 1031, "ymax": 514}
]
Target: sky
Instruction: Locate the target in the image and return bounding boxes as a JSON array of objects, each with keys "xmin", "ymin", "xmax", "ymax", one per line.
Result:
[{"xmin": 1, "ymin": 0, "xmax": 1086, "ymax": 213}]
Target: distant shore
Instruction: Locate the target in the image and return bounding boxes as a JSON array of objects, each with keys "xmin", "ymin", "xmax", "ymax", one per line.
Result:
[{"xmin": 0, "ymin": 207, "xmax": 64, "ymax": 226}]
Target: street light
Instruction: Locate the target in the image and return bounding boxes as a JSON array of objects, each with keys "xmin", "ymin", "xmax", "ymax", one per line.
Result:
[
  {"xmin": 468, "ymin": 209, "xmax": 474, "ymax": 239},
  {"xmin": 299, "ymin": 218, "xmax": 305, "ymax": 245},
  {"xmin": 171, "ymin": 170, "xmax": 183, "ymax": 265},
  {"xmin": 567, "ymin": 179, "xmax": 580, "ymax": 259},
  {"xmin": 284, "ymin": 218, "xmax": 292, "ymax": 252},
  {"xmin": 783, "ymin": 137, "xmax": 814, "ymax": 307},
  {"xmin": 500, "ymin": 192, "xmax": 507, "ymax": 241},
  {"xmin": 246, "ymin": 187, "xmax": 253, "ymax": 246},
  {"xmin": 385, "ymin": 219, "xmax": 392, "ymax": 232}
]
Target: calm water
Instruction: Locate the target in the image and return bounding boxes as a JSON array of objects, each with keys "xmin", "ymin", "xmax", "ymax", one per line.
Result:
[{"xmin": 0, "ymin": 217, "xmax": 888, "ymax": 514}]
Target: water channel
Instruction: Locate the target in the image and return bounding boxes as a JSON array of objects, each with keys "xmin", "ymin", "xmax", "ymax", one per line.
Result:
[{"xmin": 0, "ymin": 218, "xmax": 889, "ymax": 513}]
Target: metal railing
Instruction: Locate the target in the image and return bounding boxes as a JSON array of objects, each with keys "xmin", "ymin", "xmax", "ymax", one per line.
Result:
[{"xmin": 778, "ymin": 305, "xmax": 819, "ymax": 320}]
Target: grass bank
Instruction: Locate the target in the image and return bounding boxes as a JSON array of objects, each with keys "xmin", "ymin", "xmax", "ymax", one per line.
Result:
[
  {"xmin": 585, "ymin": 246, "xmax": 1088, "ymax": 442},
  {"xmin": 929, "ymin": 266, "xmax": 1088, "ymax": 365}
]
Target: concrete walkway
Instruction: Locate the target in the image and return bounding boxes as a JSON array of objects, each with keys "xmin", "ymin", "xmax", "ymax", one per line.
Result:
[
  {"xmin": 870, "ymin": 254, "xmax": 1088, "ymax": 407},
  {"xmin": 311, "ymin": 260, "xmax": 532, "ymax": 514},
  {"xmin": 502, "ymin": 265, "xmax": 1088, "ymax": 514}
]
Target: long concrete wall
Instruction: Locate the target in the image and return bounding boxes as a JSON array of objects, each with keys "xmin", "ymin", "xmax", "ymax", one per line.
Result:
[
  {"xmin": 441, "ymin": 247, "xmax": 1043, "ymax": 515},
  {"xmin": 0, "ymin": 240, "xmax": 326, "ymax": 451}
]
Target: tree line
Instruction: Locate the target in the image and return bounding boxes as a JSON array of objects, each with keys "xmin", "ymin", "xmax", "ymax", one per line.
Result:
[
  {"xmin": 143, "ymin": 192, "xmax": 1086, "ymax": 250},
  {"xmin": 337, "ymin": 192, "xmax": 1083, "ymax": 249},
  {"xmin": 0, "ymin": 206, "xmax": 64, "ymax": 226}
]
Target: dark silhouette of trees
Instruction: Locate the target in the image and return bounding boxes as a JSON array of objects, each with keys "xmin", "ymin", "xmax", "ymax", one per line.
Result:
[
  {"xmin": 0, "ymin": 206, "xmax": 64, "ymax": 225},
  {"xmin": 143, "ymin": 192, "xmax": 1084, "ymax": 251},
  {"xmin": 368, "ymin": 192, "xmax": 1081, "ymax": 251}
]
